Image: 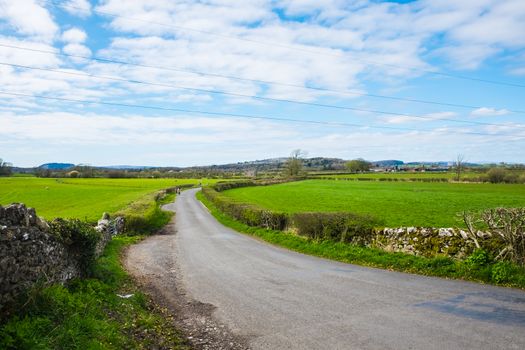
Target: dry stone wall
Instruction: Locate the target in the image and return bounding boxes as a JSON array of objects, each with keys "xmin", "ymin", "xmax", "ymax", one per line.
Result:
[
  {"xmin": 94, "ymin": 212, "xmax": 124, "ymax": 257},
  {"xmin": 372, "ymin": 227, "xmax": 491, "ymax": 259},
  {"xmin": 0, "ymin": 204, "xmax": 123, "ymax": 316}
]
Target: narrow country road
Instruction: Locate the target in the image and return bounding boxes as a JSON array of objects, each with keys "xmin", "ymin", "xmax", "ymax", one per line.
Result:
[{"xmin": 126, "ymin": 188, "xmax": 525, "ymax": 350}]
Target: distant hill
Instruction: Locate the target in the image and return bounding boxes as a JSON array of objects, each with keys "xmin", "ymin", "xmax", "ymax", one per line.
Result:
[
  {"xmin": 38, "ymin": 163, "xmax": 75, "ymax": 170},
  {"xmin": 22, "ymin": 158, "xmax": 486, "ymax": 174},
  {"xmin": 372, "ymin": 160, "xmax": 404, "ymax": 167},
  {"xmin": 405, "ymin": 161, "xmax": 450, "ymax": 167},
  {"xmin": 100, "ymin": 165, "xmax": 156, "ymax": 170},
  {"xmin": 189, "ymin": 157, "xmax": 347, "ymax": 172}
]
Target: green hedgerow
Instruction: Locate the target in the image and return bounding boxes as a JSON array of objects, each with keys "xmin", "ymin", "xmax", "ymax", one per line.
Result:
[{"xmin": 49, "ymin": 218, "xmax": 101, "ymax": 274}]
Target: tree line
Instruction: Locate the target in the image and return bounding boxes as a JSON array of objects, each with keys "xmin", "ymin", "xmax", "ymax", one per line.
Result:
[{"xmin": 0, "ymin": 159, "xmax": 12, "ymax": 176}]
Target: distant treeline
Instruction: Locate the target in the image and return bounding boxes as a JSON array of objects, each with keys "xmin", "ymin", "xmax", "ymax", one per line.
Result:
[{"xmin": 30, "ymin": 166, "xmax": 245, "ymax": 179}]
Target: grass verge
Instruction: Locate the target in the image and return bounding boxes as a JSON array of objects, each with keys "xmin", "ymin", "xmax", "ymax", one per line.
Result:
[
  {"xmin": 197, "ymin": 191, "xmax": 525, "ymax": 289},
  {"xmin": 0, "ymin": 191, "xmax": 188, "ymax": 349},
  {"xmin": 0, "ymin": 236, "xmax": 188, "ymax": 349},
  {"xmin": 116, "ymin": 192, "xmax": 176, "ymax": 234}
]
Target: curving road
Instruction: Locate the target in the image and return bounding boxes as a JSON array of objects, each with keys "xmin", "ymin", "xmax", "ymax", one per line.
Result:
[{"xmin": 130, "ymin": 188, "xmax": 525, "ymax": 349}]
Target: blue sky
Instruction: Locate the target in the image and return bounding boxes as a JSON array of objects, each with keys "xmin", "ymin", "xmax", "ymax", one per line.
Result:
[{"xmin": 0, "ymin": 0, "xmax": 524, "ymax": 167}]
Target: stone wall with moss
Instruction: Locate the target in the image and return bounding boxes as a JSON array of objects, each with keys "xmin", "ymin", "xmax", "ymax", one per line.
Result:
[
  {"xmin": 371, "ymin": 227, "xmax": 492, "ymax": 259},
  {"xmin": 0, "ymin": 204, "xmax": 123, "ymax": 318}
]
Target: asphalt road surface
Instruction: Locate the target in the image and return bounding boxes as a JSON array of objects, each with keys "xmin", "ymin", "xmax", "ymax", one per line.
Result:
[{"xmin": 130, "ymin": 188, "xmax": 525, "ymax": 349}]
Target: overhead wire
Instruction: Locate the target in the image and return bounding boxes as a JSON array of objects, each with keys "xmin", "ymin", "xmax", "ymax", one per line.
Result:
[
  {"xmin": 44, "ymin": 0, "xmax": 525, "ymax": 89},
  {"xmin": 0, "ymin": 90, "xmax": 521, "ymax": 139},
  {"xmin": 1, "ymin": 61, "xmax": 522, "ymax": 130},
  {"xmin": 1, "ymin": 43, "xmax": 524, "ymax": 114}
]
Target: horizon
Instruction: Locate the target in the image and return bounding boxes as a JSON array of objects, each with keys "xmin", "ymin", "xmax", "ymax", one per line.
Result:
[
  {"xmin": 10, "ymin": 157, "xmax": 520, "ymax": 170},
  {"xmin": 1, "ymin": 0, "xmax": 524, "ymax": 167}
]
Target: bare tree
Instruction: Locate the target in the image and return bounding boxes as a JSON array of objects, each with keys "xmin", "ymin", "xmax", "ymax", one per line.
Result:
[
  {"xmin": 483, "ymin": 208, "xmax": 525, "ymax": 265},
  {"xmin": 464, "ymin": 208, "xmax": 525, "ymax": 266},
  {"xmin": 462, "ymin": 211, "xmax": 481, "ymax": 249},
  {"xmin": 283, "ymin": 149, "xmax": 306, "ymax": 177},
  {"xmin": 0, "ymin": 158, "xmax": 12, "ymax": 176},
  {"xmin": 454, "ymin": 154, "xmax": 466, "ymax": 181}
]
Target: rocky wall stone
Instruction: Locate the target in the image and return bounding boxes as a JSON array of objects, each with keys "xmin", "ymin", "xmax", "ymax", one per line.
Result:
[
  {"xmin": 94, "ymin": 212, "xmax": 124, "ymax": 257},
  {"xmin": 372, "ymin": 227, "xmax": 490, "ymax": 259},
  {"xmin": 0, "ymin": 204, "xmax": 123, "ymax": 318}
]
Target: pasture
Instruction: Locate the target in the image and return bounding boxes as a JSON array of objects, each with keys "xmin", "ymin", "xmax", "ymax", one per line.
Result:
[
  {"xmin": 220, "ymin": 180, "xmax": 525, "ymax": 227},
  {"xmin": 0, "ymin": 177, "xmax": 214, "ymax": 221},
  {"xmin": 310, "ymin": 171, "xmax": 475, "ymax": 180}
]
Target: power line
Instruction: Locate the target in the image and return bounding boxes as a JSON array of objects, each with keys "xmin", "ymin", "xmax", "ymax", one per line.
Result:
[
  {"xmin": 0, "ymin": 90, "xmax": 520, "ymax": 138},
  {"xmin": 2, "ymin": 60, "xmax": 520, "ymax": 130},
  {"xmin": 44, "ymin": 0, "xmax": 525, "ymax": 89},
  {"xmin": 2, "ymin": 43, "xmax": 524, "ymax": 114}
]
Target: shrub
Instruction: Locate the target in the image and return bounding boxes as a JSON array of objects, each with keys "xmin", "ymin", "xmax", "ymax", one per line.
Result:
[
  {"xmin": 483, "ymin": 208, "xmax": 525, "ymax": 265},
  {"xmin": 203, "ymin": 183, "xmax": 383, "ymax": 243},
  {"xmin": 49, "ymin": 218, "xmax": 101, "ymax": 273},
  {"xmin": 212, "ymin": 179, "xmax": 301, "ymax": 193},
  {"xmin": 67, "ymin": 170, "xmax": 80, "ymax": 178},
  {"xmin": 491, "ymin": 261, "xmax": 514, "ymax": 284},
  {"xmin": 115, "ymin": 190, "xmax": 177, "ymax": 235},
  {"xmin": 486, "ymin": 167, "xmax": 507, "ymax": 183},
  {"xmin": 213, "ymin": 181, "xmax": 256, "ymax": 192},
  {"xmin": 202, "ymin": 187, "xmax": 289, "ymax": 230},
  {"xmin": 503, "ymin": 172, "xmax": 519, "ymax": 184},
  {"xmin": 291, "ymin": 212, "xmax": 381, "ymax": 244},
  {"xmin": 464, "ymin": 249, "xmax": 491, "ymax": 269},
  {"xmin": 121, "ymin": 201, "xmax": 171, "ymax": 235},
  {"xmin": 464, "ymin": 207, "xmax": 525, "ymax": 266}
]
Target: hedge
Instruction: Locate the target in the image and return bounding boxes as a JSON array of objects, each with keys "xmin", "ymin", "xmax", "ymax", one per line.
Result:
[
  {"xmin": 202, "ymin": 186, "xmax": 288, "ymax": 230},
  {"xmin": 291, "ymin": 212, "xmax": 383, "ymax": 244},
  {"xmin": 49, "ymin": 218, "xmax": 101, "ymax": 273},
  {"xmin": 201, "ymin": 181, "xmax": 381, "ymax": 244}
]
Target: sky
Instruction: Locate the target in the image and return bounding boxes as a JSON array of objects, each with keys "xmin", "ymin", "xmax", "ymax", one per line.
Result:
[{"xmin": 0, "ymin": 0, "xmax": 524, "ymax": 167}]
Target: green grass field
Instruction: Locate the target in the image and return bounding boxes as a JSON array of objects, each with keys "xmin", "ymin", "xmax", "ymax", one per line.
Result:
[
  {"xmin": 220, "ymin": 180, "xmax": 525, "ymax": 227},
  {"xmin": 309, "ymin": 171, "xmax": 477, "ymax": 179},
  {"xmin": 0, "ymin": 177, "xmax": 216, "ymax": 221}
]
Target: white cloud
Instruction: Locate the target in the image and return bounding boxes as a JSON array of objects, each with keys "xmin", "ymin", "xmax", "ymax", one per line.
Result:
[
  {"xmin": 61, "ymin": 0, "xmax": 92, "ymax": 18},
  {"xmin": 0, "ymin": 112, "xmax": 295, "ymax": 146},
  {"xmin": 448, "ymin": 0, "xmax": 525, "ymax": 48},
  {"xmin": 435, "ymin": 44, "xmax": 499, "ymax": 70},
  {"xmin": 0, "ymin": 37, "xmax": 62, "ymax": 67},
  {"xmin": 93, "ymin": 34, "xmax": 362, "ymax": 102},
  {"xmin": 383, "ymin": 112, "xmax": 458, "ymax": 124},
  {"xmin": 471, "ymin": 107, "xmax": 511, "ymax": 117},
  {"xmin": 92, "ymin": 0, "xmax": 525, "ymax": 88},
  {"xmin": 0, "ymin": 0, "xmax": 58, "ymax": 42},
  {"xmin": 510, "ymin": 67, "xmax": 525, "ymax": 76},
  {"xmin": 2, "ymin": 110, "xmax": 524, "ymax": 167},
  {"xmin": 63, "ymin": 43, "xmax": 92, "ymax": 58},
  {"xmin": 61, "ymin": 28, "xmax": 87, "ymax": 44}
]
